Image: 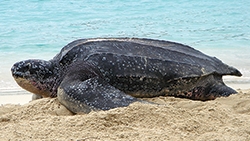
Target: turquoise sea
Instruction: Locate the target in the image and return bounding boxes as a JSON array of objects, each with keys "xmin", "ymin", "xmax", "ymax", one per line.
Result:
[{"xmin": 0, "ymin": 0, "xmax": 249, "ymax": 95}]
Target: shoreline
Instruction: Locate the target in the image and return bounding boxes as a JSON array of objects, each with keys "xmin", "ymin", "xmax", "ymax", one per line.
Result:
[{"xmin": 0, "ymin": 94, "xmax": 32, "ymax": 105}]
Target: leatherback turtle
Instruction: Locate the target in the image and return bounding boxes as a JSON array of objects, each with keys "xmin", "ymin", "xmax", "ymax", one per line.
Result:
[{"xmin": 11, "ymin": 38, "xmax": 242, "ymax": 113}]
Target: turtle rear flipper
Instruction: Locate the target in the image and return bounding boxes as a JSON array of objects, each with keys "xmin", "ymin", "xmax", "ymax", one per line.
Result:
[
  {"xmin": 209, "ymin": 82, "xmax": 237, "ymax": 97},
  {"xmin": 185, "ymin": 83, "xmax": 237, "ymax": 101},
  {"xmin": 169, "ymin": 74, "xmax": 237, "ymax": 101},
  {"xmin": 202, "ymin": 75, "xmax": 237, "ymax": 100},
  {"xmin": 58, "ymin": 76, "xmax": 138, "ymax": 114}
]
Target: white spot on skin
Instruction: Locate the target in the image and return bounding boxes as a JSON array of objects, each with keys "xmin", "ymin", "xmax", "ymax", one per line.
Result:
[
  {"xmin": 201, "ymin": 68, "xmax": 205, "ymax": 73},
  {"xmin": 140, "ymin": 76, "xmax": 145, "ymax": 81}
]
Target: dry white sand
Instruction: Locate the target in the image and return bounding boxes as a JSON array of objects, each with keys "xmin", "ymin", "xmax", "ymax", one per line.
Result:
[{"xmin": 0, "ymin": 89, "xmax": 250, "ymax": 140}]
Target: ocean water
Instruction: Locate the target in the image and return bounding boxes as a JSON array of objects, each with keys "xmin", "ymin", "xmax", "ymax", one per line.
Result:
[{"xmin": 0, "ymin": 0, "xmax": 249, "ymax": 95}]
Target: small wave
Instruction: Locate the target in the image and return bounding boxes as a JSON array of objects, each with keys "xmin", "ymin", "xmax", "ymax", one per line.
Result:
[
  {"xmin": 0, "ymin": 88, "xmax": 30, "ymax": 96},
  {"xmin": 223, "ymin": 76, "xmax": 250, "ymax": 84}
]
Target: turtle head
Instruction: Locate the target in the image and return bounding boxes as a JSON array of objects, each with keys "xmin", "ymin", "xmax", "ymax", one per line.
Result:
[{"xmin": 11, "ymin": 59, "xmax": 57, "ymax": 97}]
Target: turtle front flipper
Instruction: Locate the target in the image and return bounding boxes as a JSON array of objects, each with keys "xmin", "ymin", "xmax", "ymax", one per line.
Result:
[{"xmin": 58, "ymin": 76, "xmax": 138, "ymax": 114}]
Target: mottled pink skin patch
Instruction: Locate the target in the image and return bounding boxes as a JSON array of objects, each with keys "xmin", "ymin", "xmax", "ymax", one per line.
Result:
[{"xmin": 14, "ymin": 77, "xmax": 51, "ymax": 97}]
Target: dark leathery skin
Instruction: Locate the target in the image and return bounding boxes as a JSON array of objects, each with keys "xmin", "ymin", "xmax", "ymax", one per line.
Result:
[{"xmin": 11, "ymin": 38, "xmax": 242, "ymax": 113}]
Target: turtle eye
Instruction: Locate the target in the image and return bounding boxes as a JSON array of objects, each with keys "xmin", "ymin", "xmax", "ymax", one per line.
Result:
[
  {"xmin": 15, "ymin": 62, "xmax": 32, "ymax": 73},
  {"xmin": 23, "ymin": 63, "xmax": 32, "ymax": 71}
]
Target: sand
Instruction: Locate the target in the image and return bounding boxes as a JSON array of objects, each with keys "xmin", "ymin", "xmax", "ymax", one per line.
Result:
[{"xmin": 0, "ymin": 89, "xmax": 250, "ymax": 141}]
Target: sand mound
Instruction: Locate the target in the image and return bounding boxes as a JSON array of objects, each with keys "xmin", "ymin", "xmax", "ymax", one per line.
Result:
[{"xmin": 1, "ymin": 90, "xmax": 250, "ymax": 140}]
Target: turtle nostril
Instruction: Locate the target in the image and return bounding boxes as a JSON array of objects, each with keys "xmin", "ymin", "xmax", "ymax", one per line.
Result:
[
  {"xmin": 11, "ymin": 65, "xmax": 16, "ymax": 73},
  {"xmin": 11, "ymin": 63, "xmax": 20, "ymax": 74},
  {"xmin": 11, "ymin": 61, "xmax": 32, "ymax": 78}
]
